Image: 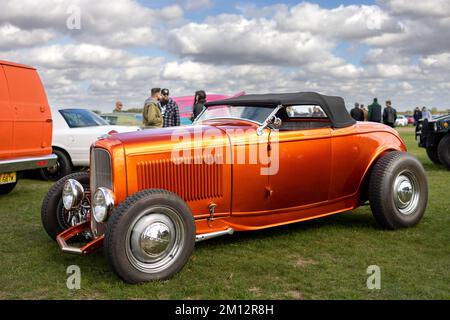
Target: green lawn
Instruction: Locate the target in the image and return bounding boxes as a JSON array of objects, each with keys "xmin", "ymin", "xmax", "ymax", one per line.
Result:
[{"xmin": 0, "ymin": 127, "xmax": 449, "ymax": 299}]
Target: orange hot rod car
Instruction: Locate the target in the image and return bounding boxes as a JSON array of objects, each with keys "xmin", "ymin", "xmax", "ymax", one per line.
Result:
[{"xmin": 41, "ymin": 92, "xmax": 428, "ymax": 283}]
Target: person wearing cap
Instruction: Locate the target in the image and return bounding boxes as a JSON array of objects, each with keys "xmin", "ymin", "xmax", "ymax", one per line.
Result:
[
  {"xmin": 142, "ymin": 88, "xmax": 163, "ymax": 128},
  {"xmin": 114, "ymin": 101, "xmax": 123, "ymax": 112},
  {"xmin": 159, "ymin": 88, "xmax": 180, "ymax": 127},
  {"xmin": 191, "ymin": 90, "xmax": 207, "ymax": 122}
]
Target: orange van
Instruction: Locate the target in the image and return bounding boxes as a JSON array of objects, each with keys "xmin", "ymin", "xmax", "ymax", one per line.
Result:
[{"xmin": 0, "ymin": 60, "xmax": 56, "ymax": 194}]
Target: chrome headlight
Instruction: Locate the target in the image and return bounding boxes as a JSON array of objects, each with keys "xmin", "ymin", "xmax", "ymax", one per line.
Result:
[
  {"xmin": 92, "ymin": 187, "xmax": 115, "ymax": 223},
  {"xmin": 62, "ymin": 179, "xmax": 84, "ymax": 210}
]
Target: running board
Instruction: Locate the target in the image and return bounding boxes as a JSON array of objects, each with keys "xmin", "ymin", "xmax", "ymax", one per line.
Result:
[{"xmin": 195, "ymin": 228, "xmax": 234, "ymax": 242}]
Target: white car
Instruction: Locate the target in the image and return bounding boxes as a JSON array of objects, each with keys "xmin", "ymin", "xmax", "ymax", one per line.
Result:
[
  {"xmin": 395, "ymin": 115, "xmax": 408, "ymax": 127},
  {"xmin": 40, "ymin": 108, "xmax": 140, "ymax": 180}
]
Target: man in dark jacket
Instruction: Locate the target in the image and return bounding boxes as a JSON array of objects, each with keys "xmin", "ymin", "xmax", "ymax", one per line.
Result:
[
  {"xmin": 191, "ymin": 90, "xmax": 207, "ymax": 122},
  {"xmin": 159, "ymin": 88, "xmax": 180, "ymax": 127},
  {"xmin": 350, "ymin": 102, "xmax": 364, "ymax": 121},
  {"xmin": 413, "ymin": 107, "xmax": 422, "ymax": 126},
  {"xmin": 383, "ymin": 100, "xmax": 397, "ymax": 128},
  {"xmin": 368, "ymin": 98, "xmax": 382, "ymax": 122}
]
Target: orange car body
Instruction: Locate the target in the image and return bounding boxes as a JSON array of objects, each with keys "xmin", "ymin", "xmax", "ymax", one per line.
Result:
[
  {"xmin": 0, "ymin": 60, "xmax": 56, "ymax": 175},
  {"xmin": 90, "ymin": 119, "xmax": 406, "ymax": 239}
]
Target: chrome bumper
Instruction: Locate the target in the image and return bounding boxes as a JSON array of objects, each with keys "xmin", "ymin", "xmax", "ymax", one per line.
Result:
[{"xmin": 0, "ymin": 154, "xmax": 57, "ymax": 173}]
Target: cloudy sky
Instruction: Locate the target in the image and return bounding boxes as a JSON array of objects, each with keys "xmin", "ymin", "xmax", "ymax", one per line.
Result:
[{"xmin": 1, "ymin": 0, "xmax": 450, "ymax": 112}]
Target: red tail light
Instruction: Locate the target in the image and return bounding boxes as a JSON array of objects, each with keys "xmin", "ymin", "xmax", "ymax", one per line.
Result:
[{"xmin": 108, "ymin": 130, "xmax": 118, "ymax": 135}]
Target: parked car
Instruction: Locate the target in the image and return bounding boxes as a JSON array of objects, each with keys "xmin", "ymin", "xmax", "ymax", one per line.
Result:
[
  {"xmin": 406, "ymin": 115, "xmax": 414, "ymax": 125},
  {"xmin": 416, "ymin": 114, "xmax": 450, "ymax": 169},
  {"xmin": 395, "ymin": 115, "xmax": 408, "ymax": 127},
  {"xmin": 0, "ymin": 60, "xmax": 56, "ymax": 195},
  {"xmin": 42, "ymin": 92, "xmax": 428, "ymax": 283},
  {"xmin": 101, "ymin": 112, "xmax": 143, "ymax": 127},
  {"xmin": 39, "ymin": 108, "xmax": 140, "ymax": 181}
]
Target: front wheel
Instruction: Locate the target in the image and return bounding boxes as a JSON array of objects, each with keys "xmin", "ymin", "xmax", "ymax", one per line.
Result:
[
  {"xmin": 41, "ymin": 172, "xmax": 90, "ymax": 240},
  {"xmin": 426, "ymin": 146, "xmax": 441, "ymax": 165},
  {"xmin": 438, "ymin": 134, "xmax": 450, "ymax": 170},
  {"xmin": 104, "ymin": 189, "xmax": 195, "ymax": 284},
  {"xmin": 369, "ymin": 152, "xmax": 428, "ymax": 229}
]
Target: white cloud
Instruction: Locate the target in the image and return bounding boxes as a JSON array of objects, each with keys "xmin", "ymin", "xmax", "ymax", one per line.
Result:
[
  {"xmin": 167, "ymin": 15, "xmax": 341, "ymax": 67},
  {"xmin": 1, "ymin": 1, "xmax": 450, "ymax": 111},
  {"xmin": 378, "ymin": 0, "xmax": 450, "ymax": 18},
  {"xmin": 183, "ymin": 0, "xmax": 214, "ymax": 11},
  {"xmin": 0, "ymin": 24, "xmax": 55, "ymax": 49},
  {"xmin": 0, "ymin": 0, "xmax": 184, "ymax": 47},
  {"xmin": 274, "ymin": 3, "xmax": 400, "ymax": 40}
]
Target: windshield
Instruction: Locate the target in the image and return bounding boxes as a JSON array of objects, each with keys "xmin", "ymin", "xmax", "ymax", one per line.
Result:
[
  {"xmin": 60, "ymin": 109, "xmax": 109, "ymax": 128},
  {"xmin": 101, "ymin": 114, "xmax": 143, "ymax": 126},
  {"xmin": 196, "ymin": 105, "xmax": 273, "ymax": 124}
]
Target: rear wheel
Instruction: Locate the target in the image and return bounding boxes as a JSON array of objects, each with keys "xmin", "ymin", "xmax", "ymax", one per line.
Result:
[
  {"xmin": 369, "ymin": 152, "xmax": 428, "ymax": 229},
  {"xmin": 0, "ymin": 180, "xmax": 18, "ymax": 195},
  {"xmin": 39, "ymin": 149, "xmax": 72, "ymax": 181},
  {"xmin": 426, "ymin": 145, "xmax": 441, "ymax": 165},
  {"xmin": 437, "ymin": 134, "xmax": 450, "ymax": 170},
  {"xmin": 104, "ymin": 189, "xmax": 195, "ymax": 284},
  {"xmin": 41, "ymin": 172, "xmax": 90, "ymax": 240}
]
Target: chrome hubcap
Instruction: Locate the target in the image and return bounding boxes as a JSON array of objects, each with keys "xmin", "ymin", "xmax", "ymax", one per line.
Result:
[
  {"xmin": 140, "ymin": 222, "xmax": 171, "ymax": 257},
  {"xmin": 393, "ymin": 171, "xmax": 420, "ymax": 215},
  {"xmin": 126, "ymin": 208, "xmax": 184, "ymax": 273}
]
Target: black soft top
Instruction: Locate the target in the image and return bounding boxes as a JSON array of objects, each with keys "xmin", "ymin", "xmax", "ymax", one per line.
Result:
[{"xmin": 205, "ymin": 92, "xmax": 355, "ymax": 128}]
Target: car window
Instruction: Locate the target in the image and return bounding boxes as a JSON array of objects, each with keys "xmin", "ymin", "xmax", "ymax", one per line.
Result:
[
  {"xmin": 285, "ymin": 105, "xmax": 328, "ymax": 118},
  {"xmin": 102, "ymin": 115, "xmax": 118, "ymax": 125},
  {"xmin": 196, "ymin": 105, "xmax": 273, "ymax": 124},
  {"xmin": 60, "ymin": 109, "xmax": 109, "ymax": 128}
]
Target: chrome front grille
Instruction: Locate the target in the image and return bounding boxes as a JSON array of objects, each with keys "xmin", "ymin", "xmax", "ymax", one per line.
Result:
[
  {"xmin": 90, "ymin": 147, "xmax": 113, "ymax": 192},
  {"xmin": 90, "ymin": 147, "xmax": 112, "ymax": 238}
]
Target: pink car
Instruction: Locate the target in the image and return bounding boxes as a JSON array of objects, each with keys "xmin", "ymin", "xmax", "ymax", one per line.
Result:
[{"xmin": 174, "ymin": 92, "xmax": 245, "ymax": 124}]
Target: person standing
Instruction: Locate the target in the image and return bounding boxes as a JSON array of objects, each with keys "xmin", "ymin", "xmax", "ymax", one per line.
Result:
[
  {"xmin": 361, "ymin": 104, "xmax": 368, "ymax": 121},
  {"xmin": 383, "ymin": 100, "xmax": 397, "ymax": 128},
  {"xmin": 143, "ymin": 88, "xmax": 163, "ymax": 128},
  {"xmin": 413, "ymin": 107, "xmax": 422, "ymax": 125},
  {"xmin": 159, "ymin": 88, "xmax": 180, "ymax": 127},
  {"xmin": 368, "ymin": 98, "xmax": 382, "ymax": 122},
  {"xmin": 422, "ymin": 107, "xmax": 432, "ymax": 120},
  {"xmin": 191, "ymin": 90, "xmax": 207, "ymax": 122},
  {"xmin": 114, "ymin": 101, "xmax": 123, "ymax": 112},
  {"xmin": 350, "ymin": 102, "xmax": 364, "ymax": 121}
]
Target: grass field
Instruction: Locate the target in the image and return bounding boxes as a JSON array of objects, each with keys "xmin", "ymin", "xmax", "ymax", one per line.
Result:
[{"xmin": 0, "ymin": 127, "xmax": 449, "ymax": 299}]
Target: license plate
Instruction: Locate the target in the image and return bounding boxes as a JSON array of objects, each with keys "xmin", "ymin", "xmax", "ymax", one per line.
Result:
[{"xmin": 0, "ymin": 172, "xmax": 16, "ymax": 185}]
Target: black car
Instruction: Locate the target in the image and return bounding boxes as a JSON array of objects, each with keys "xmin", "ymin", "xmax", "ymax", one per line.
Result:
[{"xmin": 416, "ymin": 114, "xmax": 450, "ymax": 169}]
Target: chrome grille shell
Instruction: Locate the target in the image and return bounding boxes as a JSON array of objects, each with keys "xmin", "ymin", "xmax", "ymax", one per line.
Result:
[{"xmin": 90, "ymin": 147, "xmax": 113, "ymax": 237}]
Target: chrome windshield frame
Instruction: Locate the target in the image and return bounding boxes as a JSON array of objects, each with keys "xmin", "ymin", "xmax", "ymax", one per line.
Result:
[{"xmin": 193, "ymin": 105, "xmax": 282, "ymax": 126}]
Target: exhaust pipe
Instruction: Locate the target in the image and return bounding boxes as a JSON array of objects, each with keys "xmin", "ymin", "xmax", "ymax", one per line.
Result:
[{"xmin": 195, "ymin": 228, "xmax": 234, "ymax": 242}]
